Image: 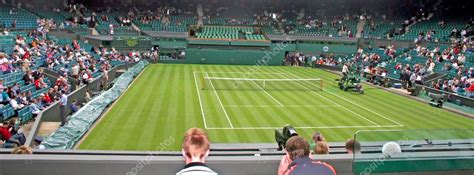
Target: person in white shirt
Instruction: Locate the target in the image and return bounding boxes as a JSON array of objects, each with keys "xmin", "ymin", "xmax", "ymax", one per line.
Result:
[
  {"xmin": 342, "ymin": 64, "xmax": 349, "ymax": 76},
  {"xmin": 59, "ymin": 91, "xmax": 68, "ymax": 126},
  {"xmin": 10, "ymin": 96, "xmax": 24, "ymax": 109},
  {"xmin": 109, "ymin": 24, "xmax": 114, "ymax": 35},
  {"xmin": 71, "ymin": 63, "xmax": 80, "ymax": 79},
  {"xmin": 311, "ymin": 56, "xmax": 317, "ymax": 67},
  {"xmin": 428, "ymin": 62, "xmax": 435, "ymax": 73},
  {"xmin": 415, "ymin": 74, "xmax": 423, "ymax": 85},
  {"xmin": 458, "ymin": 54, "xmax": 466, "ymax": 63}
]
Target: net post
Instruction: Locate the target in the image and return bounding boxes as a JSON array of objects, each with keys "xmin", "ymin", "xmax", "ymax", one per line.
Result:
[
  {"xmin": 321, "ymin": 79, "xmax": 323, "ymax": 91},
  {"xmin": 201, "ymin": 77, "xmax": 205, "ymax": 90}
]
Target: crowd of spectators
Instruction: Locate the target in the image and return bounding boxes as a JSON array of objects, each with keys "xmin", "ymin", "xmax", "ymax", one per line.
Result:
[
  {"xmin": 0, "ymin": 28, "xmax": 144, "ymax": 148},
  {"xmin": 430, "ymin": 68, "xmax": 474, "ymax": 97},
  {"xmin": 285, "ymin": 40, "xmax": 474, "ymax": 99},
  {"xmin": 285, "ymin": 52, "xmax": 343, "ymax": 67}
]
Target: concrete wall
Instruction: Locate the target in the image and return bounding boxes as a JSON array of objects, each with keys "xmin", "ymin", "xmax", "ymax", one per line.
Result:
[
  {"xmin": 26, "ymin": 63, "xmax": 135, "ymax": 145},
  {"xmin": 0, "ymin": 150, "xmax": 472, "ymax": 175}
]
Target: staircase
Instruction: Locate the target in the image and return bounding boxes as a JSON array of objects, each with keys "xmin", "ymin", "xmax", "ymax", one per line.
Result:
[
  {"xmin": 423, "ymin": 72, "xmax": 447, "ymax": 84},
  {"xmin": 197, "ymin": 4, "xmax": 203, "ymax": 27},
  {"xmin": 90, "ymin": 28, "xmax": 100, "ymax": 35},
  {"xmin": 356, "ymin": 20, "xmax": 366, "ymax": 38}
]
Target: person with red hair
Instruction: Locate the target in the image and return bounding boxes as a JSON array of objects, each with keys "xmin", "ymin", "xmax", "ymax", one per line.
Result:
[{"xmin": 177, "ymin": 128, "xmax": 217, "ymax": 175}]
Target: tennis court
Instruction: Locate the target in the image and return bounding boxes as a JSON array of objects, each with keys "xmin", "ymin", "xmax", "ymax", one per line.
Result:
[
  {"xmin": 195, "ymin": 71, "xmax": 402, "ymax": 130},
  {"xmin": 78, "ymin": 64, "xmax": 474, "ymax": 151}
]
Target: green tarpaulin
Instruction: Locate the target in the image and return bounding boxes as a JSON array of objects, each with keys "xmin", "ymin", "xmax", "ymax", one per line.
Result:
[{"xmin": 41, "ymin": 60, "xmax": 149, "ymax": 149}]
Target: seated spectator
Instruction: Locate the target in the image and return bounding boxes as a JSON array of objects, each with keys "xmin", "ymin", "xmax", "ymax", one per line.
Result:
[
  {"xmin": 6, "ymin": 118, "xmax": 19, "ymax": 135},
  {"xmin": 43, "ymin": 93, "xmax": 53, "ymax": 105},
  {"xmin": 309, "ymin": 132, "xmax": 326, "ymax": 151},
  {"xmin": 11, "ymin": 145, "xmax": 33, "ymax": 154},
  {"xmin": 33, "ymin": 136, "xmax": 45, "ymax": 150},
  {"xmin": 176, "ymin": 128, "xmax": 217, "ymax": 175},
  {"xmin": 345, "ymin": 138, "xmax": 361, "ymax": 154},
  {"xmin": 16, "ymin": 93, "xmax": 28, "ymax": 106},
  {"xmin": 278, "ymin": 136, "xmax": 336, "ymax": 175},
  {"xmin": 0, "ymin": 121, "xmax": 26, "ymax": 147},
  {"xmin": 35, "ymin": 77, "xmax": 47, "ymax": 90},
  {"xmin": 466, "ymin": 80, "xmax": 474, "ymax": 97},
  {"xmin": 29, "ymin": 99, "xmax": 41, "ymax": 117},
  {"xmin": 11, "ymin": 83, "xmax": 20, "ymax": 97},
  {"xmin": 23, "ymin": 71, "xmax": 34, "ymax": 85},
  {"xmin": 9, "ymin": 95, "xmax": 24, "ymax": 109},
  {"xmin": 314, "ymin": 141, "xmax": 330, "ymax": 155},
  {"xmin": 70, "ymin": 99, "xmax": 78, "ymax": 114},
  {"xmin": 0, "ymin": 88, "xmax": 10, "ymax": 105}
]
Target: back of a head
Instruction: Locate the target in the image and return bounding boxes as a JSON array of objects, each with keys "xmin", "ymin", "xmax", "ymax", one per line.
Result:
[
  {"xmin": 345, "ymin": 138, "xmax": 361, "ymax": 154},
  {"xmin": 314, "ymin": 141, "xmax": 329, "ymax": 154},
  {"xmin": 286, "ymin": 137, "xmax": 336, "ymax": 175},
  {"xmin": 182, "ymin": 128, "xmax": 210, "ymax": 160},
  {"xmin": 11, "ymin": 146, "xmax": 32, "ymax": 154},
  {"xmin": 285, "ymin": 136, "xmax": 310, "ymax": 160}
]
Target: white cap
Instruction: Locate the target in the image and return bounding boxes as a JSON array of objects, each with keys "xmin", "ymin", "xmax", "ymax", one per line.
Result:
[{"xmin": 382, "ymin": 142, "xmax": 402, "ymax": 157}]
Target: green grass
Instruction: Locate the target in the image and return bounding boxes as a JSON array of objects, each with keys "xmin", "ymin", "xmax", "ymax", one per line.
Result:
[{"xmin": 78, "ymin": 64, "xmax": 474, "ymax": 151}]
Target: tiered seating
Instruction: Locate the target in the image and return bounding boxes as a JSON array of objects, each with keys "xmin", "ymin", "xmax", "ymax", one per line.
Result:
[
  {"xmin": 96, "ymin": 13, "xmax": 138, "ymax": 35},
  {"xmin": 196, "ymin": 26, "xmax": 239, "ymax": 39},
  {"xmin": 1, "ymin": 104, "xmax": 15, "ymax": 121},
  {"xmin": 196, "ymin": 26, "xmax": 256, "ymax": 39},
  {"xmin": 1, "ymin": 71, "xmax": 24, "ymax": 87},
  {"xmin": 17, "ymin": 107, "xmax": 33, "ymax": 124},
  {"xmin": 393, "ymin": 19, "xmax": 465, "ymax": 42},
  {"xmin": 245, "ymin": 34, "xmax": 266, "ymax": 40},
  {"xmin": 67, "ymin": 25, "xmax": 89, "ymax": 35},
  {"xmin": 0, "ymin": 7, "xmax": 38, "ymax": 29},
  {"xmin": 0, "ymin": 71, "xmax": 51, "ymax": 121},
  {"xmin": 149, "ymin": 16, "xmax": 195, "ymax": 32},
  {"xmin": 364, "ymin": 20, "xmax": 403, "ymax": 39},
  {"xmin": 284, "ymin": 19, "xmax": 357, "ymax": 37},
  {"xmin": 20, "ymin": 83, "xmax": 35, "ymax": 93},
  {"xmin": 261, "ymin": 26, "xmax": 283, "ymax": 35},
  {"xmin": 204, "ymin": 17, "xmax": 255, "ymax": 26},
  {"xmin": 31, "ymin": 10, "xmax": 66, "ymax": 24}
]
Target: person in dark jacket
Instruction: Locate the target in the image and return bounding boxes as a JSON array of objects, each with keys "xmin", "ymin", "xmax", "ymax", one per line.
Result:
[{"xmin": 278, "ymin": 136, "xmax": 336, "ymax": 175}]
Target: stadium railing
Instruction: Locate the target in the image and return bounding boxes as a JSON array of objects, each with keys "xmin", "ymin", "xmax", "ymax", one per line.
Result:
[{"xmin": 1, "ymin": 137, "xmax": 472, "ymax": 175}]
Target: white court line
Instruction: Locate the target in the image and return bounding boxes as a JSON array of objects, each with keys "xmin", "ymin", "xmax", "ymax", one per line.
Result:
[
  {"xmin": 280, "ymin": 72, "xmax": 381, "ymax": 126},
  {"xmin": 193, "ymin": 72, "xmax": 208, "ymax": 129},
  {"xmin": 206, "ymin": 125, "xmax": 403, "ymax": 130},
  {"xmin": 206, "ymin": 72, "xmax": 234, "ymax": 128},
  {"xmin": 224, "ymin": 105, "xmax": 341, "ymax": 108},
  {"xmin": 197, "ymin": 71, "xmax": 288, "ymax": 75},
  {"xmin": 287, "ymin": 72, "xmax": 404, "ymax": 127},
  {"xmin": 249, "ymin": 80, "xmax": 284, "ymax": 107}
]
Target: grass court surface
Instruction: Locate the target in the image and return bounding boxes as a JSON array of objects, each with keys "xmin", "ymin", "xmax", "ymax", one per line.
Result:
[{"xmin": 78, "ymin": 64, "xmax": 474, "ymax": 151}]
